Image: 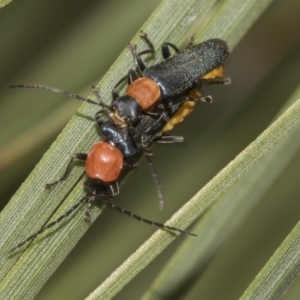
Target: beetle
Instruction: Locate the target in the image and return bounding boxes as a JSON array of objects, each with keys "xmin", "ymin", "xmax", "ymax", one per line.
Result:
[
  {"xmin": 8, "ymin": 81, "xmax": 198, "ymax": 253},
  {"xmin": 8, "ymin": 108, "xmax": 195, "ymax": 253},
  {"xmin": 111, "ymin": 32, "xmax": 231, "ymax": 132},
  {"xmin": 8, "ymin": 33, "xmax": 231, "ymax": 252}
]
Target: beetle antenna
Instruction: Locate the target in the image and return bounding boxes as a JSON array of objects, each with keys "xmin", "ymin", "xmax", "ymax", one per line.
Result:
[
  {"xmin": 90, "ymin": 85, "xmax": 112, "ymax": 110},
  {"xmin": 102, "ymin": 199, "xmax": 197, "ymax": 237},
  {"xmin": 9, "ymin": 192, "xmax": 196, "ymax": 254},
  {"xmin": 9, "ymin": 195, "xmax": 88, "ymax": 254},
  {"xmin": 9, "ymin": 84, "xmax": 112, "ymax": 111}
]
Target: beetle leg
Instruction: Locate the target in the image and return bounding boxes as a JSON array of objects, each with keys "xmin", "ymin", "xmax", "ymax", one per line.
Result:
[
  {"xmin": 144, "ymin": 151, "xmax": 164, "ymax": 210},
  {"xmin": 140, "ymin": 110, "xmax": 169, "ymax": 147},
  {"xmin": 123, "ymin": 160, "xmax": 137, "ymax": 170},
  {"xmin": 128, "ymin": 33, "xmax": 155, "ymax": 72},
  {"xmin": 187, "ymin": 34, "xmax": 196, "ymax": 48},
  {"xmin": 85, "ymin": 182, "xmax": 119, "ymax": 220},
  {"xmin": 45, "ymin": 153, "xmax": 87, "ymax": 190},
  {"xmin": 161, "ymin": 42, "xmax": 180, "ymax": 59},
  {"xmin": 199, "ymin": 77, "xmax": 232, "ymax": 85},
  {"xmin": 84, "ymin": 195, "xmax": 95, "ymax": 221},
  {"xmin": 184, "ymin": 95, "xmax": 213, "ymax": 104},
  {"xmin": 112, "ymin": 75, "xmax": 127, "ymax": 100},
  {"xmin": 128, "ymin": 43, "xmax": 148, "ymax": 72},
  {"xmin": 111, "ymin": 88, "xmax": 120, "ymax": 101},
  {"xmin": 127, "ymin": 69, "xmax": 139, "ymax": 84},
  {"xmin": 156, "ymin": 135, "xmax": 184, "ymax": 143},
  {"xmin": 139, "ymin": 31, "xmax": 155, "ymax": 53},
  {"xmin": 111, "ymin": 69, "xmax": 140, "ymax": 100}
]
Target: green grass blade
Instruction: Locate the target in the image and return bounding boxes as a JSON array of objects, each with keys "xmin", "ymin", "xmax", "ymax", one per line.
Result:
[
  {"xmin": 241, "ymin": 221, "xmax": 300, "ymax": 299},
  {"xmin": 0, "ymin": 0, "xmax": 11, "ymax": 9}
]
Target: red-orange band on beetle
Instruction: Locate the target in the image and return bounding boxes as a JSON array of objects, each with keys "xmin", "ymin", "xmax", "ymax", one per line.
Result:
[
  {"xmin": 85, "ymin": 141, "xmax": 123, "ymax": 182},
  {"xmin": 126, "ymin": 77, "xmax": 161, "ymax": 110}
]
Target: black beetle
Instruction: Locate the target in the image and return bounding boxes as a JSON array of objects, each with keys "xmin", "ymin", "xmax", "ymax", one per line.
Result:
[{"xmin": 111, "ymin": 32, "xmax": 230, "ymax": 128}]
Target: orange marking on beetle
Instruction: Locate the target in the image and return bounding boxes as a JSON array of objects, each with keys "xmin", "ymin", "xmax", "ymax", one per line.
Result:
[
  {"xmin": 126, "ymin": 77, "xmax": 161, "ymax": 110},
  {"xmin": 163, "ymin": 100, "xmax": 196, "ymax": 132},
  {"xmin": 85, "ymin": 141, "xmax": 123, "ymax": 182},
  {"xmin": 201, "ymin": 65, "xmax": 225, "ymax": 79}
]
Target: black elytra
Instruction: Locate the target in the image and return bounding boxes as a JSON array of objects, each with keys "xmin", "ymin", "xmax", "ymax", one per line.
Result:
[{"xmin": 112, "ymin": 33, "xmax": 230, "ymax": 124}]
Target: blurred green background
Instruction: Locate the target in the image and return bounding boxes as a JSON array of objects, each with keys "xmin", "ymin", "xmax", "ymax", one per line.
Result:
[{"xmin": 0, "ymin": 0, "xmax": 300, "ymax": 299}]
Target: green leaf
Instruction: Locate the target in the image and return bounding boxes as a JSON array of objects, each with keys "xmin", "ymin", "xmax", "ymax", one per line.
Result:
[
  {"xmin": 241, "ymin": 220, "xmax": 300, "ymax": 299},
  {"xmin": 0, "ymin": 0, "xmax": 11, "ymax": 9}
]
